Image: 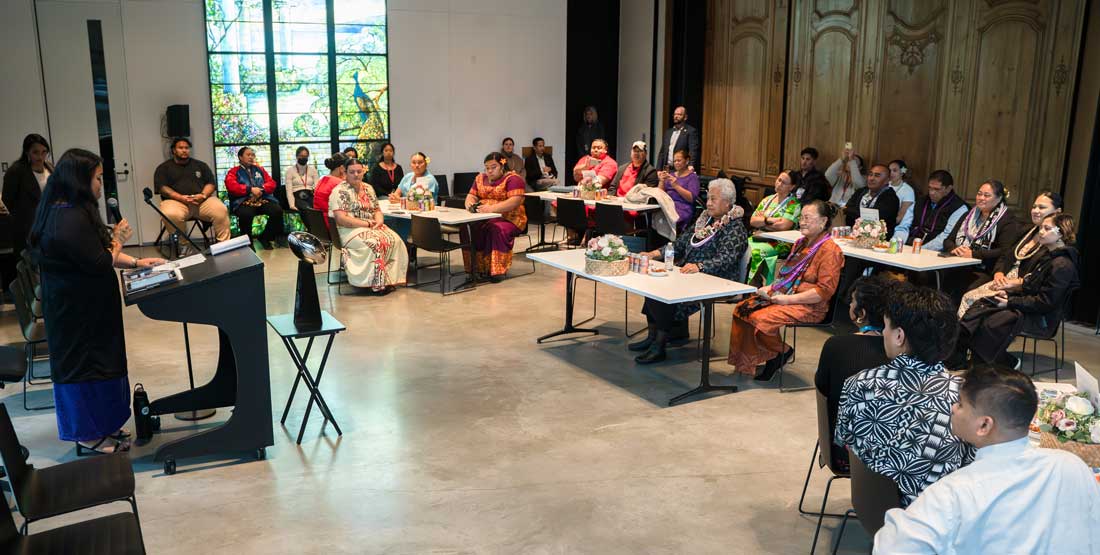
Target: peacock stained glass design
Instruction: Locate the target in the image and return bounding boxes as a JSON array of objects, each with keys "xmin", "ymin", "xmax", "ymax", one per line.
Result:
[{"xmin": 205, "ymin": 0, "xmax": 388, "ymax": 208}]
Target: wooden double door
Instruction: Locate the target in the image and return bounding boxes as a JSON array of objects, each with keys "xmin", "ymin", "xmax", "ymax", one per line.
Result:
[{"xmin": 701, "ymin": 0, "xmax": 1087, "ymax": 208}]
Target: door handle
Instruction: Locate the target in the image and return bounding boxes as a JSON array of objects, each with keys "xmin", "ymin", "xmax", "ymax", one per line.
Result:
[{"xmin": 116, "ymin": 169, "xmax": 130, "ymax": 176}]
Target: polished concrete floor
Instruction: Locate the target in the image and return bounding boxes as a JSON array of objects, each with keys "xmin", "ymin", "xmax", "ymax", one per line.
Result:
[{"xmin": 2, "ymin": 233, "xmax": 1098, "ymax": 554}]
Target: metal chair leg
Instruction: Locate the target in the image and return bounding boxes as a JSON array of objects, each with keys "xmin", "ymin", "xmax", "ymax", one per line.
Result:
[
  {"xmin": 830, "ymin": 509, "xmax": 857, "ymax": 555},
  {"xmin": 809, "ymin": 475, "xmax": 841, "ymax": 555}
]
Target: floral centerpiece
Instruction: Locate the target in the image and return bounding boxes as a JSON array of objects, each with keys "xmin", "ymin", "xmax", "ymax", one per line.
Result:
[
  {"xmin": 578, "ymin": 176, "xmax": 605, "ymax": 200},
  {"xmin": 850, "ymin": 217, "xmax": 887, "ymax": 249},
  {"xmin": 405, "ymin": 181, "xmax": 434, "ymax": 211},
  {"xmin": 584, "ymin": 234, "xmax": 630, "ymax": 276},
  {"xmin": 1035, "ymin": 392, "xmax": 1100, "ymax": 466}
]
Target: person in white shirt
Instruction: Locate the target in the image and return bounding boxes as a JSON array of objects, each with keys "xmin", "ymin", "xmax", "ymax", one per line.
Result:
[
  {"xmin": 284, "ymin": 146, "xmax": 319, "ymax": 211},
  {"xmin": 888, "ymin": 159, "xmax": 916, "ymax": 242},
  {"xmin": 825, "ymin": 148, "xmax": 864, "ymax": 209},
  {"xmin": 874, "ymin": 365, "xmax": 1100, "ymax": 555}
]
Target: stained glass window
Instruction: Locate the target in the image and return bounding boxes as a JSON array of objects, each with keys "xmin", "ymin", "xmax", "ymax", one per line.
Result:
[{"xmin": 204, "ymin": 0, "xmax": 389, "ymax": 190}]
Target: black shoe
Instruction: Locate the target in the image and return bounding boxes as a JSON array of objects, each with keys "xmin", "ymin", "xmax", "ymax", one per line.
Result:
[
  {"xmin": 635, "ymin": 332, "xmax": 668, "ymax": 364},
  {"xmin": 754, "ymin": 349, "xmax": 793, "ymax": 382},
  {"xmin": 628, "ymin": 328, "xmax": 657, "ymax": 352},
  {"xmin": 275, "ymin": 237, "xmax": 289, "ymax": 248},
  {"xmin": 261, "ymin": 240, "xmax": 276, "ymax": 250},
  {"xmin": 487, "ymin": 274, "xmax": 503, "ymax": 283}
]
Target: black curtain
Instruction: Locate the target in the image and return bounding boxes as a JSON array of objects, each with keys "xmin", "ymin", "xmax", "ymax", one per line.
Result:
[
  {"xmin": 565, "ymin": 0, "xmax": 619, "ymax": 184},
  {"xmin": 667, "ymin": 0, "xmax": 706, "ymax": 135},
  {"xmin": 1071, "ymin": 93, "xmax": 1100, "ymax": 324}
]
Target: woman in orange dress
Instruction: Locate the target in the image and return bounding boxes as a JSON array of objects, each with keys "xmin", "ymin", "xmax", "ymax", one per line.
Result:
[
  {"xmin": 728, "ymin": 200, "xmax": 845, "ymax": 380},
  {"xmin": 462, "ymin": 152, "xmax": 527, "ymax": 282}
]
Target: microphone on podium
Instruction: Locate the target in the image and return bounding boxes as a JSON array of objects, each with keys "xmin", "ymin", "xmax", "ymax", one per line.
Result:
[{"xmin": 106, "ymin": 197, "xmax": 124, "ymax": 224}]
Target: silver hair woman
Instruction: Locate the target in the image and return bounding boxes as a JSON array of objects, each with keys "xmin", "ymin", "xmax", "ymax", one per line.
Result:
[{"xmin": 629, "ymin": 177, "xmax": 750, "ymax": 363}]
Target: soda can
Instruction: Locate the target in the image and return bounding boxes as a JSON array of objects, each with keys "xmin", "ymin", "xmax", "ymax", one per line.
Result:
[
  {"xmin": 831, "ymin": 228, "xmax": 839, "ymax": 239},
  {"xmin": 913, "ymin": 238, "xmax": 923, "ymax": 254}
]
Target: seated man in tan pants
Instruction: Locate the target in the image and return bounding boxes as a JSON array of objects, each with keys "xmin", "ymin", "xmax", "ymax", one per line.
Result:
[{"xmin": 153, "ymin": 137, "xmax": 231, "ymax": 246}]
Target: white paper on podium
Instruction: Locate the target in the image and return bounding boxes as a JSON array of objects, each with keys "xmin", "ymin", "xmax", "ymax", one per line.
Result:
[
  {"xmin": 1075, "ymin": 362, "xmax": 1099, "ymax": 408},
  {"xmin": 152, "ymin": 253, "xmax": 206, "ymax": 273},
  {"xmin": 210, "ymin": 234, "xmax": 251, "ymax": 255},
  {"xmin": 860, "ymin": 207, "xmax": 880, "ymax": 221}
]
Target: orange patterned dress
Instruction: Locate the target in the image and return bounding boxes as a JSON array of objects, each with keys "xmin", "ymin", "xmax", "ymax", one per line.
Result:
[
  {"xmin": 462, "ymin": 172, "xmax": 527, "ymax": 277},
  {"xmin": 727, "ymin": 238, "xmax": 844, "ymax": 374}
]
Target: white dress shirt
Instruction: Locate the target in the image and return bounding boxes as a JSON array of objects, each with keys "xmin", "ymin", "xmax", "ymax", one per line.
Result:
[
  {"xmin": 874, "ymin": 437, "xmax": 1100, "ymax": 555},
  {"xmin": 890, "ymin": 181, "xmax": 916, "ymax": 242},
  {"xmin": 667, "ymin": 127, "xmax": 682, "ymax": 166}
]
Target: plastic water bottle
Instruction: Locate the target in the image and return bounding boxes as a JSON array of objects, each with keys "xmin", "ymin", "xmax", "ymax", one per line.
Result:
[{"xmin": 664, "ymin": 243, "xmax": 675, "ymax": 271}]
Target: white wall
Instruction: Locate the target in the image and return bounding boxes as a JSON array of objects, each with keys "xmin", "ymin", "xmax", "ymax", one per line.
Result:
[
  {"xmin": 0, "ymin": 0, "xmax": 50, "ymax": 169},
  {"xmin": 616, "ymin": 0, "xmax": 655, "ymax": 162},
  {"xmin": 3, "ymin": 0, "xmax": 568, "ymax": 225},
  {"xmin": 120, "ymin": 0, "xmax": 215, "ymax": 242},
  {"xmin": 387, "ymin": 0, "xmax": 567, "ymax": 180}
]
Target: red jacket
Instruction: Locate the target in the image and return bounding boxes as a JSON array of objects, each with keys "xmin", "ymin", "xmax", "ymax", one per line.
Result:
[{"xmin": 224, "ymin": 164, "xmax": 276, "ymax": 198}]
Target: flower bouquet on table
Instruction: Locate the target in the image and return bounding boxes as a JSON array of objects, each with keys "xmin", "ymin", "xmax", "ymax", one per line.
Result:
[
  {"xmin": 584, "ymin": 234, "xmax": 630, "ymax": 276},
  {"xmin": 850, "ymin": 217, "xmax": 887, "ymax": 249},
  {"xmin": 577, "ymin": 174, "xmax": 606, "ymax": 200},
  {"xmin": 405, "ymin": 182, "xmax": 435, "ymax": 211},
  {"xmin": 1035, "ymin": 392, "xmax": 1100, "ymax": 466}
]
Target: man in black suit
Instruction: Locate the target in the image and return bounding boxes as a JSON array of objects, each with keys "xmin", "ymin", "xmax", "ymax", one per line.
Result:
[
  {"xmin": 524, "ymin": 137, "xmax": 559, "ymax": 191},
  {"xmin": 656, "ymin": 106, "xmax": 700, "ymax": 171}
]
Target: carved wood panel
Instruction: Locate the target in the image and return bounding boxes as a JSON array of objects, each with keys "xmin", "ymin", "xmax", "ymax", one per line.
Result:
[
  {"xmin": 700, "ymin": 0, "xmax": 788, "ymax": 181},
  {"xmin": 700, "ymin": 0, "xmax": 1085, "ymax": 204}
]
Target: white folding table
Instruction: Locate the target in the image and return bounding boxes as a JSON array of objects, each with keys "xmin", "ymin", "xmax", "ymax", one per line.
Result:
[
  {"xmin": 529, "ymin": 249, "xmax": 756, "ymax": 405},
  {"xmin": 757, "ymin": 230, "xmax": 981, "ymax": 289}
]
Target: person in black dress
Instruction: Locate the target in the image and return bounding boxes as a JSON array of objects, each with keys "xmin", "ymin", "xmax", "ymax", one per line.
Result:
[
  {"xmin": 29, "ymin": 148, "xmax": 165, "ymax": 454},
  {"xmin": 814, "ymin": 274, "xmax": 893, "ymax": 470},
  {"xmin": 3, "ymin": 134, "xmax": 53, "ymax": 260},
  {"xmin": 953, "ymin": 214, "xmax": 1079, "ymax": 370},
  {"xmin": 368, "ymin": 142, "xmax": 403, "ymax": 198}
]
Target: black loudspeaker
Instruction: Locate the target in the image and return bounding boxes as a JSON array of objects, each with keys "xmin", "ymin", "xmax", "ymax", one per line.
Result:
[{"xmin": 166, "ymin": 104, "xmax": 190, "ymax": 137}]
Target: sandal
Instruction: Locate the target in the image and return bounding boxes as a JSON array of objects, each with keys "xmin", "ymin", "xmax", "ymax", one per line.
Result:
[
  {"xmin": 76, "ymin": 437, "xmax": 130, "ymax": 456},
  {"xmin": 110, "ymin": 428, "xmax": 132, "ymax": 440}
]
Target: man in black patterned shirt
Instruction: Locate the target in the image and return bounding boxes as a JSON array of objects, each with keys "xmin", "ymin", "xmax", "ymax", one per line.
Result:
[{"xmin": 835, "ymin": 283, "xmax": 975, "ymax": 506}]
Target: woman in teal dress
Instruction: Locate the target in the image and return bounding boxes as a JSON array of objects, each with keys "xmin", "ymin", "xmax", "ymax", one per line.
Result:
[
  {"xmin": 386, "ymin": 152, "xmax": 438, "ymax": 242},
  {"xmin": 747, "ymin": 170, "xmax": 801, "ymax": 283}
]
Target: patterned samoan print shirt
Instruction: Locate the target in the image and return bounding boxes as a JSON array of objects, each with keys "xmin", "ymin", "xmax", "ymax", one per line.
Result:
[{"xmin": 834, "ymin": 354, "xmax": 976, "ymax": 506}]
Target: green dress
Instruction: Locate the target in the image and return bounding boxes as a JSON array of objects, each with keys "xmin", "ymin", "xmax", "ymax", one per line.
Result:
[{"xmin": 748, "ymin": 193, "xmax": 801, "ymax": 283}]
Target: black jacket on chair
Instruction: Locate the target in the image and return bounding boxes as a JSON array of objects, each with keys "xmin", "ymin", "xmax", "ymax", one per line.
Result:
[
  {"xmin": 656, "ymin": 124, "xmax": 701, "ymax": 170},
  {"xmin": 2, "ymin": 160, "xmax": 51, "ymax": 257}
]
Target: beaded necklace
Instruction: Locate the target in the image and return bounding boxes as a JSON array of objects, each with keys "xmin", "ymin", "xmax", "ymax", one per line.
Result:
[
  {"xmin": 771, "ymin": 233, "xmax": 831, "ymax": 294},
  {"xmin": 761, "ymin": 193, "xmax": 794, "ymax": 218}
]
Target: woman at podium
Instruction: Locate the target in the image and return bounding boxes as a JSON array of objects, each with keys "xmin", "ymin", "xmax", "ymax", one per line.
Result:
[{"xmin": 28, "ymin": 148, "xmax": 164, "ymax": 454}]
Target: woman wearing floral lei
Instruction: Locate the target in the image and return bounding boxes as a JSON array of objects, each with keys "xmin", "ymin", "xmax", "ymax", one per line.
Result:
[
  {"xmin": 941, "ymin": 179, "xmax": 1024, "ymax": 301},
  {"xmin": 629, "ymin": 179, "xmax": 748, "ymax": 364},
  {"xmin": 728, "ymin": 200, "xmax": 845, "ymax": 380}
]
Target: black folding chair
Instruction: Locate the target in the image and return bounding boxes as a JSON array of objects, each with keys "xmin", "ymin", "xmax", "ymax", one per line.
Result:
[
  {"xmin": 0, "ymin": 494, "xmax": 144, "ymax": 554},
  {"xmin": 1018, "ymin": 286, "xmax": 1078, "ymax": 381},
  {"xmin": 777, "ymin": 290, "xmax": 844, "ymax": 392},
  {"xmin": 0, "ymin": 404, "xmax": 144, "ymax": 542},
  {"xmin": 523, "ymin": 194, "xmax": 561, "ymax": 252},
  {"xmin": 434, "ymin": 174, "xmax": 450, "ymax": 198},
  {"xmin": 823, "ymin": 455, "xmax": 903, "ymax": 555},
  {"xmin": 409, "ymin": 214, "xmax": 474, "ymax": 295},
  {"xmin": 802, "ymin": 391, "xmax": 852, "ymax": 554},
  {"xmin": 9, "ymin": 279, "xmax": 50, "ymax": 411},
  {"xmin": 556, "ymin": 198, "xmax": 591, "ymax": 248},
  {"xmin": 452, "ymin": 172, "xmax": 478, "ymax": 199}
]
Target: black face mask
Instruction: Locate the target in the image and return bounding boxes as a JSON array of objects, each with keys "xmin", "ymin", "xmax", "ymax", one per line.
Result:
[{"xmin": 297, "ymin": 157, "xmax": 308, "ymax": 165}]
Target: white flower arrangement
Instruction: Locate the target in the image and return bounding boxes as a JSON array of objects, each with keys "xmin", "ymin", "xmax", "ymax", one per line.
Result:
[
  {"xmin": 1038, "ymin": 393, "xmax": 1099, "ymax": 444},
  {"xmin": 585, "ymin": 234, "xmax": 628, "ymax": 262},
  {"xmin": 850, "ymin": 217, "xmax": 887, "ymax": 248},
  {"xmin": 409, "ymin": 182, "xmax": 432, "ymax": 202}
]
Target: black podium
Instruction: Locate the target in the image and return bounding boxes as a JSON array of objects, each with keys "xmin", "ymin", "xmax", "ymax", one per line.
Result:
[{"xmin": 124, "ymin": 248, "xmax": 273, "ymax": 474}]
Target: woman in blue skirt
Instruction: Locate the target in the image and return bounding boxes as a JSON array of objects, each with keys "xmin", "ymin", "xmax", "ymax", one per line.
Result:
[{"xmin": 29, "ymin": 149, "xmax": 164, "ymax": 454}]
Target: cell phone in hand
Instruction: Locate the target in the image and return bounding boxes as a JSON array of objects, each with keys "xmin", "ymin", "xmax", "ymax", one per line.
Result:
[{"xmin": 844, "ymin": 141, "xmax": 853, "ymax": 151}]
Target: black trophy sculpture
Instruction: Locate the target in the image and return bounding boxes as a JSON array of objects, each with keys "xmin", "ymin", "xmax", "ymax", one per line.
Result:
[{"xmin": 287, "ymin": 231, "xmax": 326, "ymax": 329}]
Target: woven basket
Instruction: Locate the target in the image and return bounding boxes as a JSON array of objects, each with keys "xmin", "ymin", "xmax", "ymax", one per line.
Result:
[
  {"xmin": 851, "ymin": 235, "xmax": 880, "ymax": 249},
  {"xmin": 584, "ymin": 257, "xmax": 629, "ymax": 276},
  {"xmin": 1039, "ymin": 432, "xmax": 1100, "ymax": 467},
  {"xmin": 579, "ymin": 189, "xmax": 600, "ymax": 200}
]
